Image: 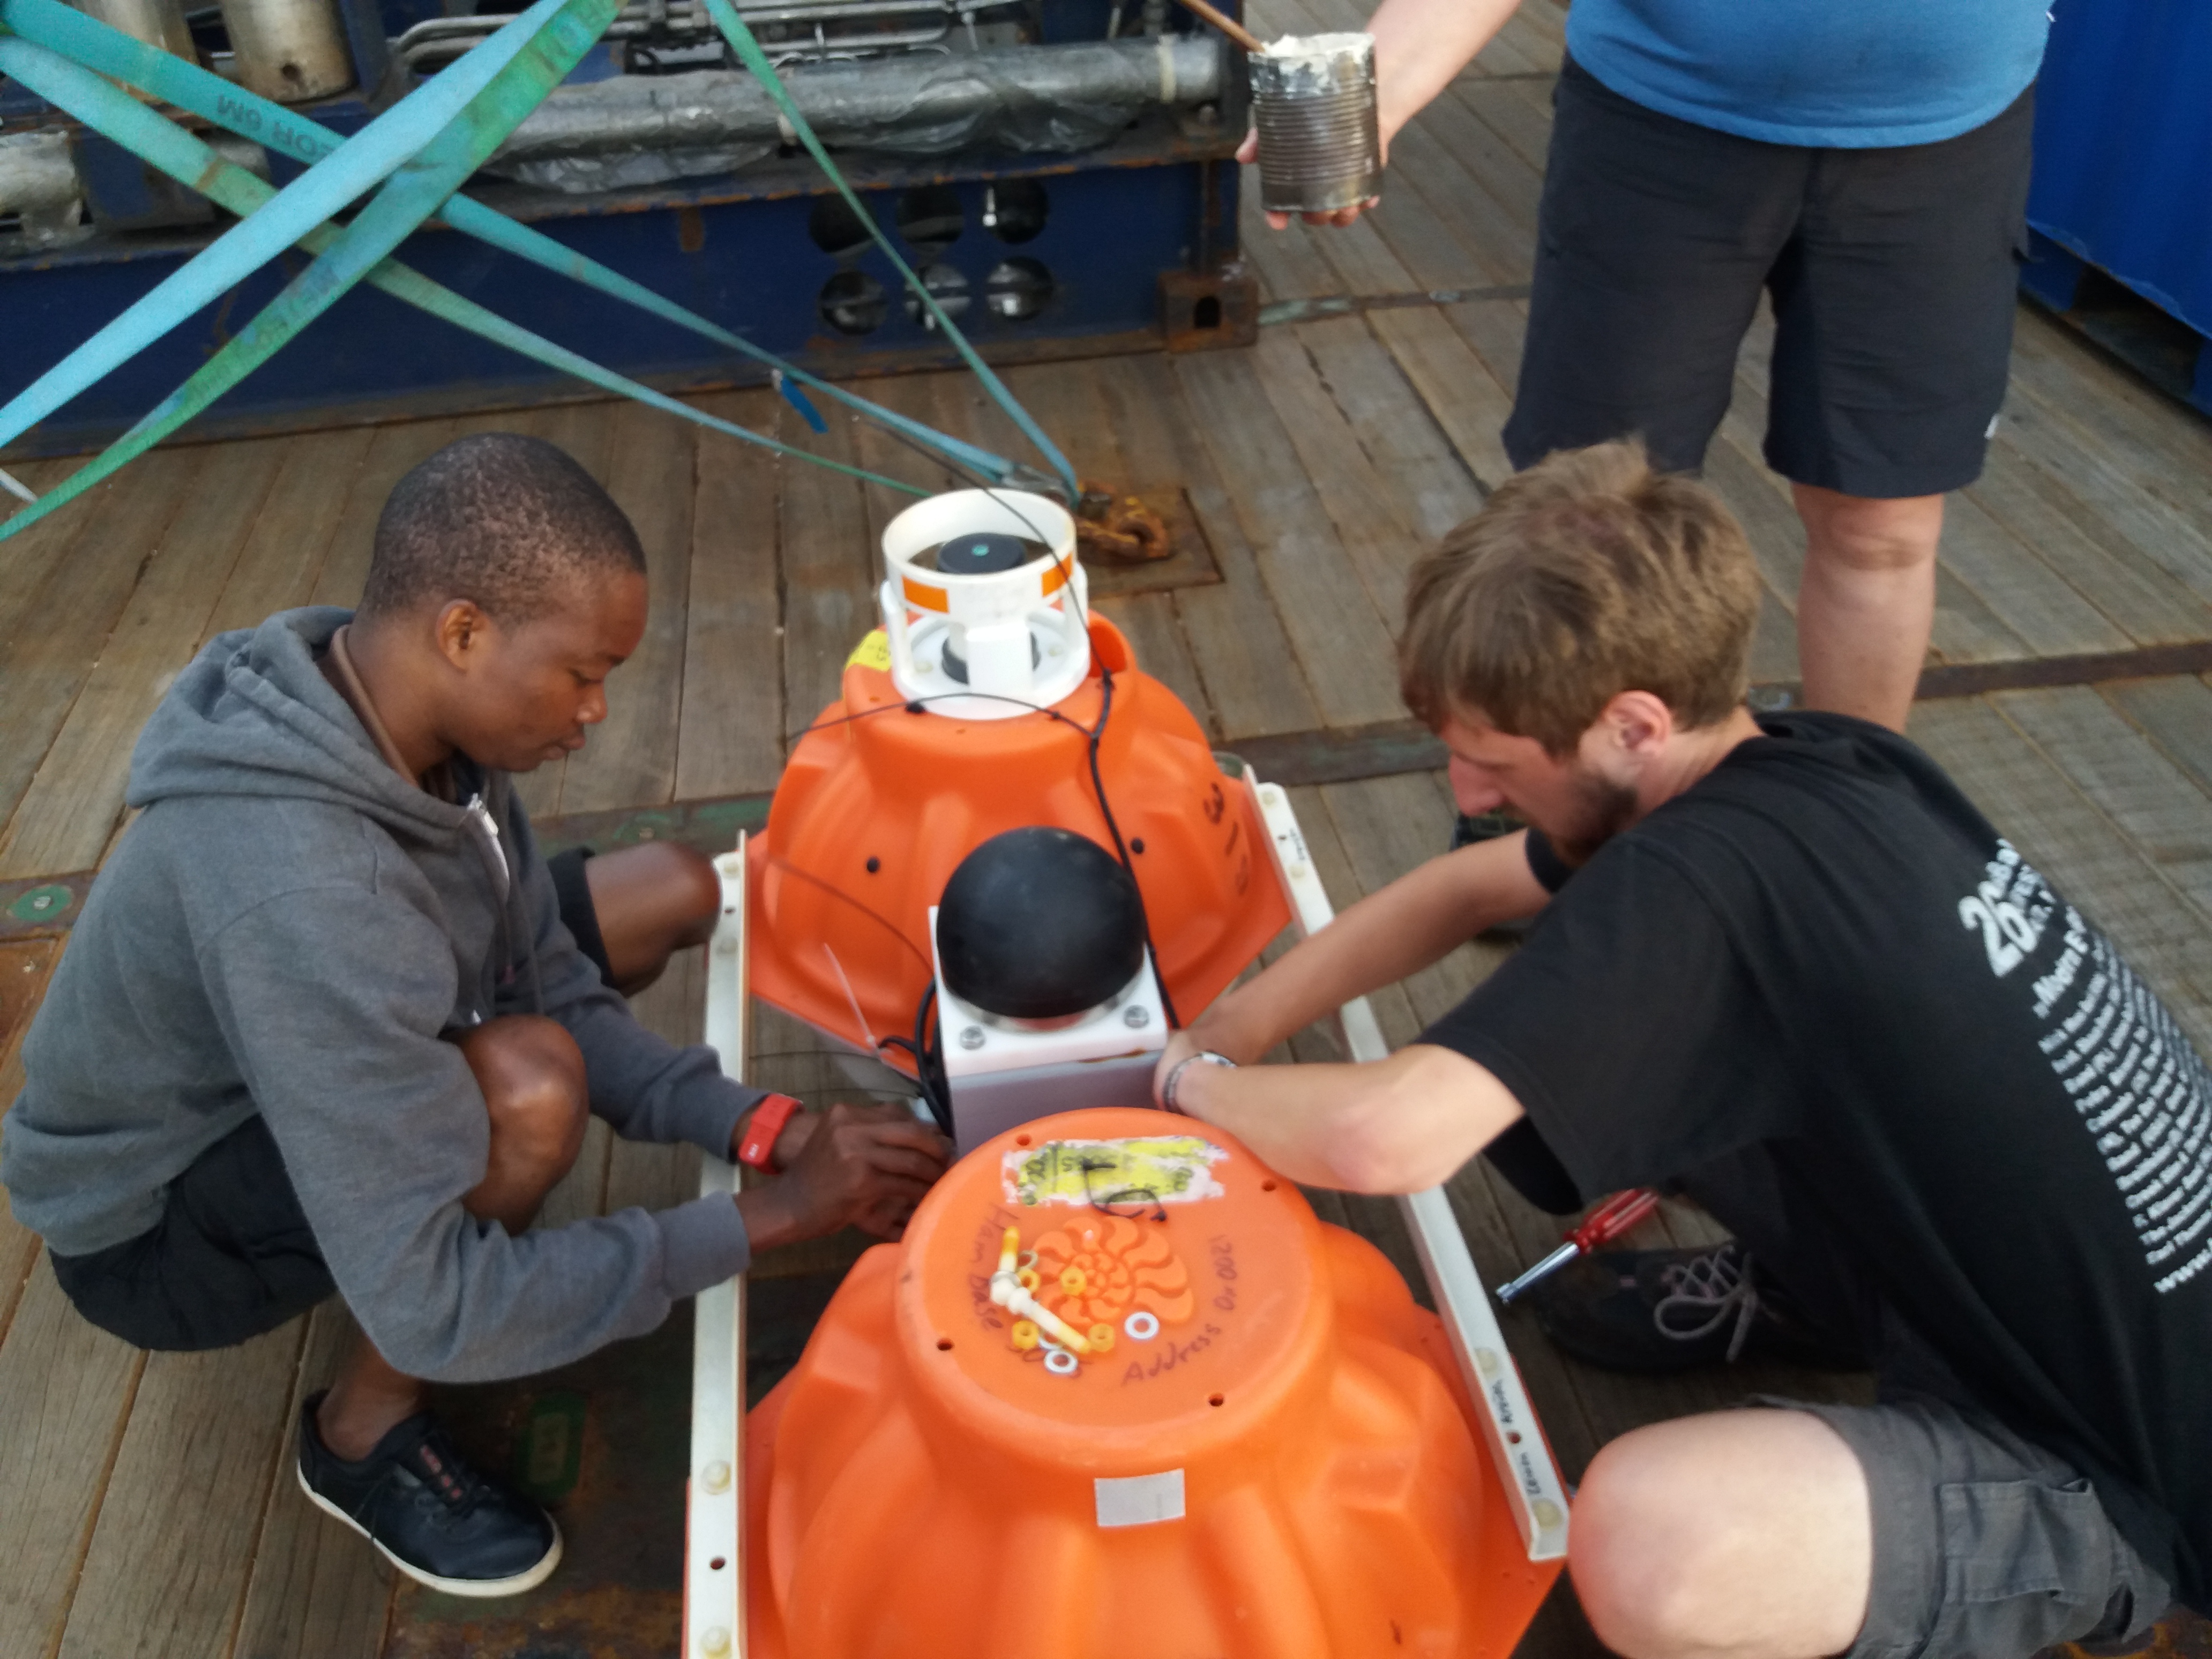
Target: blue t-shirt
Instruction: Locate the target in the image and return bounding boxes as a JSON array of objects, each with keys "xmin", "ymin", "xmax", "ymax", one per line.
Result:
[{"xmin": 1565, "ymin": 0, "xmax": 2052, "ymax": 148}]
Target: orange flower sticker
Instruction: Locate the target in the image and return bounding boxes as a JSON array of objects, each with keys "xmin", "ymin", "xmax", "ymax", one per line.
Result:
[{"xmin": 1029, "ymin": 1214, "xmax": 1195, "ymax": 1332}]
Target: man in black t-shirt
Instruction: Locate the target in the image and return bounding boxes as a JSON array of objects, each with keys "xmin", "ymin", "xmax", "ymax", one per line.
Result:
[{"xmin": 1154, "ymin": 442, "xmax": 2205, "ymax": 1659}]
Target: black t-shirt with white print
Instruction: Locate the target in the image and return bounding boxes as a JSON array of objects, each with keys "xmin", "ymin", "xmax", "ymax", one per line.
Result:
[{"xmin": 1421, "ymin": 712, "xmax": 2211, "ymax": 1610}]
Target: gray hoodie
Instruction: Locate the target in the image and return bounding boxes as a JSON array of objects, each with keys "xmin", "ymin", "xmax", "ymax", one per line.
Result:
[{"xmin": 1, "ymin": 607, "xmax": 760, "ymax": 1382}]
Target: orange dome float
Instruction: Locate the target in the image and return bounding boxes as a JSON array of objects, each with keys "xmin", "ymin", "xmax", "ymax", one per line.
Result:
[
  {"xmin": 739, "ymin": 1109, "xmax": 1564, "ymax": 1657},
  {"xmin": 746, "ymin": 489, "xmax": 1288, "ymax": 1058}
]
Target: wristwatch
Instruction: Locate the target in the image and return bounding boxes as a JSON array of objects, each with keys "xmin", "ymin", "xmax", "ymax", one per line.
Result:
[
  {"xmin": 737, "ymin": 1093, "xmax": 803, "ymax": 1170},
  {"xmin": 1161, "ymin": 1051, "xmax": 1236, "ymax": 1114}
]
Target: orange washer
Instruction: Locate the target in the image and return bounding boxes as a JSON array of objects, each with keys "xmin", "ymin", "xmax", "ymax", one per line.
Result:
[
  {"xmin": 742, "ymin": 1108, "xmax": 1565, "ymax": 1657},
  {"xmin": 748, "ymin": 618, "xmax": 1289, "ymax": 1054}
]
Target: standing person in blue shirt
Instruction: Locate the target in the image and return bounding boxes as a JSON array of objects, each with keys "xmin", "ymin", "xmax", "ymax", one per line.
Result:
[{"xmin": 1253, "ymin": 0, "xmax": 2047, "ymax": 734}]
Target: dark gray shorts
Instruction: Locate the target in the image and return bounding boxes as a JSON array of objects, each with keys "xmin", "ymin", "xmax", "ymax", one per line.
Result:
[
  {"xmin": 1504, "ymin": 57, "xmax": 2036, "ymax": 499},
  {"xmin": 1766, "ymin": 1394, "xmax": 2172, "ymax": 1659}
]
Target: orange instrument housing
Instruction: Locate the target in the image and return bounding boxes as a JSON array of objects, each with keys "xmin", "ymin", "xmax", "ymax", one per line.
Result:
[
  {"xmin": 741, "ymin": 1108, "xmax": 1563, "ymax": 1657},
  {"xmin": 748, "ymin": 618, "xmax": 1290, "ymax": 1052}
]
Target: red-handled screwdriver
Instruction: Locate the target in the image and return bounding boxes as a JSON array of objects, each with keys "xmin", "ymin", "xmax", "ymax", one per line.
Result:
[{"xmin": 1494, "ymin": 1188, "xmax": 1663, "ymax": 1304}]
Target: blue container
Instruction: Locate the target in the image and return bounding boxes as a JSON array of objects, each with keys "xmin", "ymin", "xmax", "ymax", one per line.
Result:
[{"xmin": 2023, "ymin": 0, "xmax": 2212, "ymax": 410}]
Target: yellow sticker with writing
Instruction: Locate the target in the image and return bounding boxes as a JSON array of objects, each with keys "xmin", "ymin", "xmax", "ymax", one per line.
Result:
[
  {"xmin": 1004, "ymin": 1137, "xmax": 1229, "ymax": 1209},
  {"xmin": 845, "ymin": 629, "xmax": 892, "ymax": 672}
]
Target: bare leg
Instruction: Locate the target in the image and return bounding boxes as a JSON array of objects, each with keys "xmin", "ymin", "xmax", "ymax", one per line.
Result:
[
  {"xmin": 1791, "ymin": 485, "xmax": 1944, "ymax": 733},
  {"xmin": 1571, "ymin": 1409, "xmax": 1872, "ymax": 1659},
  {"xmin": 581, "ymin": 841, "xmax": 722, "ymax": 996},
  {"xmin": 317, "ymin": 1017, "xmax": 588, "ymax": 1459}
]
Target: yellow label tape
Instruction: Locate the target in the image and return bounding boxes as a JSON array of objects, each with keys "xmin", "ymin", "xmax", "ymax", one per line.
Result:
[
  {"xmin": 1004, "ymin": 1137, "xmax": 1228, "ymax": 1208},
  {"xmin": 845, "ymin": 628, "xmax": 892, "ymax": 672}
]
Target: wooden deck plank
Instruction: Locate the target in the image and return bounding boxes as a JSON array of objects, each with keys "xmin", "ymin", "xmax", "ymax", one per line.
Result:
[
  {"xmin": 1366, "ymin": 305, "xmax": 1518, "ymax": 491},
  {"xmin": 2101, "ymin": 676, "xmax": 2212, "ymax": 801},
  {"xmin": 776, "ymin": 410, "xmax": 875, "ymax": 744},
  {"xmin": 1238, "ymin": 189, "xmax": 1346, "ymax": 305},
  {"xmin": 1451, "ymin": 74, "xmax": 1556, "ymax": 181},
  {"xmin": 56, "ymin": 1320, "xmax": 307, "ymax": 1659},
  {"xmin": 0, "ymin": 448, "xmax": 198, "ymax": 845},
  {"xmin": 1923, "ymin": 490, "xmax": 2132, "ymax": 660},
  {"xmin": 308, "ymin": 419, "xmax": 464, "ymax": 610},
  {"xmin": 1965, "ymin": 445, "xmax": 2212, "ymax": 650},
  {"xmin": 1175, "ymin": 351, "xmax": 1408, "ymax": 729},
  {"xmin": 556, "ymin": 402, "xmax": 699, "ymax": 815},
  {"xmin": 1441, "ymin": 295, "xmax": 1529, "ymax": 407},
  {"xmin": 0, "ymin": 1259, "xmax": 144, "ymax": 1659},
  {"xmin": 0, "ymin": 438, "xmax": 289, "ymax": 879},
  {"xmin": 2006, "ymin": 309, "xmax": 2212, "ymax": 522},
  {"xmin": 0, "ymin": 938, "xmax": 61, "ymax": 1346},
  {"xmin": 1992, "ymin": 686, "xmax": 2212, "ymax": 928},
  {"xmin": 1296, "ymin": 314, "xmax": 1488, "ymax": 540},
  {"xmin": 1910, "ymin": 697, "xmax": 2212, "ymax": 1049},
  {"xmin": 675, "ymin": 390, "xmax": 788, "ymax": 802},
  {"xmin": 1090, "ymin": 355, "xmax": 1324, "ymax": 739},
  {"xmin": 201, "ymin": 428, "xmax": 378, "ymax": 642},
  {"xmin": 1095, "ymin": 593, "xmax": 1217, "ymax": 736},
  {"xmin": 227, "ymin": 1306, "xmax": 392, "ymax": 1659},
  {"xmin": 1994, "ymin": 384, "xmax": 2212, "ymax": 607},
  {"xmin": 0, "ymin": 463, "xmax": 128, "ymax": 652},
  {"xmin": 1251, "ymin": 326, "xmax": 1430, "ymax": 625},
  {"xmin": 1423, "ymin": 85, "xmax": 1547, "ymax": 248},
  {"xmin": 1371, "ymin": 123, "xmax": 1529, "ymax": 290}
]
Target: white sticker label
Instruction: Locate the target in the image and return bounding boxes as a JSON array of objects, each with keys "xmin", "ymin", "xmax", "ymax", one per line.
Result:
[{"xmin": 1094, "ymin": 1469, "xmax": 1186, "ymax": 1528}]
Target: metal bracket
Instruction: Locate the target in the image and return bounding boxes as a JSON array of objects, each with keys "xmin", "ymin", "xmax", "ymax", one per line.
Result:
[
  {"xmin": 687, "ymin": 832, "xmax": 749, "ymax": 1659},
  {"xmin": 1241, "ymin": 769, "xmax": 1571, "ymax": 1563}
]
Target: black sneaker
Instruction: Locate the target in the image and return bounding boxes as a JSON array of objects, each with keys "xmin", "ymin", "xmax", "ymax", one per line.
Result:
[
  {"xmin": 1523, "ymin": 1242, "xmax": 1869, "ymax": 1374},
  {"xmin": 296, "ymin": 1392, "xmax": 562, "ymax": 1597}
]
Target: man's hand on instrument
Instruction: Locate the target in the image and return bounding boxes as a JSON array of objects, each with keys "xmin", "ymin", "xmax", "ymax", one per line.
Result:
[{"xmin": 745, "ymin": 1101, "xmax": 951, "ymax": 1246}]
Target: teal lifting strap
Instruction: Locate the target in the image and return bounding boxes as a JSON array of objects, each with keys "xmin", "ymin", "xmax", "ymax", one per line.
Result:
[
  {"xmin": 0, "ymin": 0, "xmax": 584, "ymax": 458},
  {"xmin": 699, "ymin": 0, "xmax": 1082, "ymax": 500},
  {"xmin": 0, "ymin": 0, "xmax": 625, "ymax": 534},
  {"xmin": 0, "ymin": 0, "xmax": 1042, "ymax": 494},
  {"xmin": 0, "ymin": 35, "xmax": 932, "ymax": 539}
]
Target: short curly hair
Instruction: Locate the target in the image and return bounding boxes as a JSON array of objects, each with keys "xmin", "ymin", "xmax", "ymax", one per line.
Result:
[
  {"xmin": 359, "ymin": 432, "xmax": 644, "ymax": 623},
  {"xmin": 1399, "ymin": 440, "xmax": 1761, "ymax": 754}
]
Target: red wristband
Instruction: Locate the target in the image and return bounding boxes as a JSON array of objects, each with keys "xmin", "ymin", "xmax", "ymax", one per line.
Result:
[{"xmin": 737, "ymin": 1093, "xmax": 802, "ymax": 1171}]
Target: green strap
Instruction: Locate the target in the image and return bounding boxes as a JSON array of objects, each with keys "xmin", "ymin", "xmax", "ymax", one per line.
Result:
[
  {"xmin": 0, "ymin": 0, "xmax": 575, "ymax": 455},
  {"xmin": 0, "ymin": 0, "xmax": 620, "ymax": 536},
  {"xmin": 2, "ymin": 0, "xmax": 1043, "ymax": 492},
  {"xmin": 700, "ymin": 0, "xmax": 1082, "ymax": 500},
  {"xmin": 0, "ymin": 35, "xmax": 925, "ymax": 541}
]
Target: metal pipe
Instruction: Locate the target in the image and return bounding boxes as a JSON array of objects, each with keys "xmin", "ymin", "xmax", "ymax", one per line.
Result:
[
  {"xmin": 69, "ymin": 0, "xmax": 196, "ymax": 59},
  {"xmin": 219, "ymin": 0, "xmax": 354, "ymax": 101},
  {"xmin": 492, "ymin": 34, "xmax": 1223, "ymax": 161}
]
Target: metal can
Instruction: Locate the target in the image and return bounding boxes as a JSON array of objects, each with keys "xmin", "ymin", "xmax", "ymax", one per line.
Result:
[
  {"xmin": 1247, "ymin": 32, "xmax": 1380, "ymax": 218},
  {"xmin": 219, "ymin": 0, "xmax": 354, "ymax": 103},
  {"xmin": 71, "ymin": 0, "xmax": 197, "ymax": 61}
]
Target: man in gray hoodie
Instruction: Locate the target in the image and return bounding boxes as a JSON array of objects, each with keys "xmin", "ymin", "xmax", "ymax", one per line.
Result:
[{"xmin": 0, "ymin": 433, "xmax": 950, "ymax": 1597}]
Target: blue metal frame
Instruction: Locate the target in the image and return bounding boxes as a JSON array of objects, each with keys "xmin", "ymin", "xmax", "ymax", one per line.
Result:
[{"xmin": 1, "ymin": 155, "xmax": 1230, "ymax": 453}]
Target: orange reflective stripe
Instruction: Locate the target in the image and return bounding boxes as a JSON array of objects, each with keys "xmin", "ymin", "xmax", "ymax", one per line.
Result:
[{"xmin": 901, "ymin": 575, "xmax": 949, "ymax": 612}]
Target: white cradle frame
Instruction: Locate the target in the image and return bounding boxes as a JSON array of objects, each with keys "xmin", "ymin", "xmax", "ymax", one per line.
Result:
[{"xmin": 682, "ymin": 786, "xmax": 1572, "ymax": 1655}]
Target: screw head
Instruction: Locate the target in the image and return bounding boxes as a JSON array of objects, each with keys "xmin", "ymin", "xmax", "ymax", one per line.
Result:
[
  {"xmin": 959, "ymin": 1025, "xmax": 985, "ymax": 1050},
  {"xmin": 1122, "ymin": 1004, "xmax": 1150, "ymax": 1029}
]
